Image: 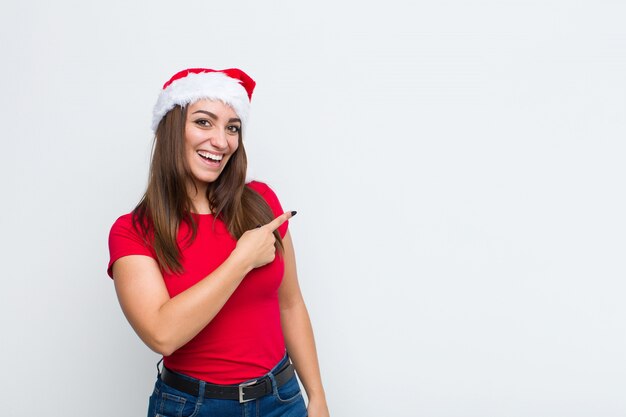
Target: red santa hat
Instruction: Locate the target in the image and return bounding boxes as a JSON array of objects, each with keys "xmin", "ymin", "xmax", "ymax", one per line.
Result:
[{"xmin": 152, "ymin": 68, "xmax": 256, "ymax": 134}]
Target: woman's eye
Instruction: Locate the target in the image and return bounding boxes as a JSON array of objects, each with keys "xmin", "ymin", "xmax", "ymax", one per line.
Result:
[
  {"xmin": 227, "ymin": 125, "xmax": 241, "ymax": 134},
  {"xmin": 195, "ymin": 119, "xmax": 211, "ymax": 127}
]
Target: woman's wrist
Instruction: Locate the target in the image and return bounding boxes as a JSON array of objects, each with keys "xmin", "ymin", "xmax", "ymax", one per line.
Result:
[
  {"xmin": 306, "ymin": 389, "xmax": 327, "ymax": 404},
  {"xmin": 227, "ymin": 248, "xmax": 254, "ymax": 275},
  {"xmin": 307, "ymin": 394, "xmax": 330, "ymax": 416}
]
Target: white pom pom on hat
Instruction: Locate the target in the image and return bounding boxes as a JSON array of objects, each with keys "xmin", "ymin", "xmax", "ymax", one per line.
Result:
[{"xmin": 151, "ymin": 68, "xmax": 256, "ymax": 135}]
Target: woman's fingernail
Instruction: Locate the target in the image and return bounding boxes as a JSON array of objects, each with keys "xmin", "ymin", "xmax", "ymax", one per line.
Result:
[{"xmin": 291, "ymin": 210, "xmax": 297, "ymax": 216}]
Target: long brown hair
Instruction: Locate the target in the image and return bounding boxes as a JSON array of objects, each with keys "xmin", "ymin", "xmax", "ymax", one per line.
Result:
[{"xmin": 133, "ymin": 104, "xmax": 283, "ymax": 274}]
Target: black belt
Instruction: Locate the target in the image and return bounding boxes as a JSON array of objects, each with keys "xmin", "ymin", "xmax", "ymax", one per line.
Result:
[{"xmin": 160, "ymin": 360, "xmax": 296, "ymax": 403}]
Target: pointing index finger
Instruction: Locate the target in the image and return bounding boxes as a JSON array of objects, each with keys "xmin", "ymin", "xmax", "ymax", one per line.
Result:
[{"xmin": 265, "ymin": 210, "xmax": 297, "ymax": 232}]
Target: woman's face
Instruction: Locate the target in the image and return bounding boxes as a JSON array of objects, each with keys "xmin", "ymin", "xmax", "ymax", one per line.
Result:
[{"xmin": 184, "ymin": 99, "xmax": 241, "ymax": 189}]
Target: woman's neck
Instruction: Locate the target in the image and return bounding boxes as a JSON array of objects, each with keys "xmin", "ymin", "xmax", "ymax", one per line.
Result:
[{"xmin": 187, "ymin": 183, "xmax": 212, "ymax": 214}]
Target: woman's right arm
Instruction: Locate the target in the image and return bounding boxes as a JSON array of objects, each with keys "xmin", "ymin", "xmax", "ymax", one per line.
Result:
[{"xmin": 112, "ymin": 211, "xmax": 293, "ymax": 356}]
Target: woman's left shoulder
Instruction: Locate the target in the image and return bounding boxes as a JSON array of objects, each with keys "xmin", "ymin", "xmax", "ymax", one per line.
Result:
[
  {"xmin": 246, "ymin": 180, "xmax": 273, "ymax": 196},
  {"xmin": 246, "ymin": 180, "xmax": 286, "ymax": 216}
]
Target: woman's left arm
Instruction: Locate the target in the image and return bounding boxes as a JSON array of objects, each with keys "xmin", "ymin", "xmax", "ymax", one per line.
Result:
[{"xmin": 279, "ymin": 230, "xmax": 330, "ymax": 417}]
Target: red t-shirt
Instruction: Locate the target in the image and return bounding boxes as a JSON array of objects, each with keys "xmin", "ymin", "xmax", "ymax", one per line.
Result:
[{"xmin": 107, "ymin": 181, "xmax": 288, "ymax": 384}]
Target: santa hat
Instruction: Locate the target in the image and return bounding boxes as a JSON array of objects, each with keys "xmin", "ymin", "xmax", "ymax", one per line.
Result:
[{"xmin": 152, "ymin": 68, "xmax": 256, "ymax": 134}]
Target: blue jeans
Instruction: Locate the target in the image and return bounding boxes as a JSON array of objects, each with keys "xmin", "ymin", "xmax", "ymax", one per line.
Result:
[{"xmin": 147, "ymin": 354, "xmax": 307, "ymax": 417}]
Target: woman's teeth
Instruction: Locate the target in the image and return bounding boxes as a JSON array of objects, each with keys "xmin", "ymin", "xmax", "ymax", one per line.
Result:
[{"xmin": 197, "ymin": 151, "xmax": 223, "ymax": 162}]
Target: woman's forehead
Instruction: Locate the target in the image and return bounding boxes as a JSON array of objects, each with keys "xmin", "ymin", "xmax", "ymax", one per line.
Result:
[{"xmin": 188, "ymin": 99, "xmax": 238, "ymax": 117}]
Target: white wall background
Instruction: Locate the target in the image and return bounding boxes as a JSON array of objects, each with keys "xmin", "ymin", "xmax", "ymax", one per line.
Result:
[{"xmin": 1, "ymin": 1, "xmax": 624, "ymax": 416}]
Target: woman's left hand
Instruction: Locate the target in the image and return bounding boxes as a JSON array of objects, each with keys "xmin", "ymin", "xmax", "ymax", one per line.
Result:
[{"xmin": 307, "ymin": 398, "xmax": 330, "ymax": 417}]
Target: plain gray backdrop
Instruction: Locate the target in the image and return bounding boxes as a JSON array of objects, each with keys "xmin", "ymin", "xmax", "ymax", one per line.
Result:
[{"xmin": 1, "ymin": 1, "xmax": 625, "ymax": 416}]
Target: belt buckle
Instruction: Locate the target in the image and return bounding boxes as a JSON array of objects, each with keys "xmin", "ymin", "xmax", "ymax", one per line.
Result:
[{"xmin": 238, "ymin": 379, "xmax": 258, "ymax": 403}]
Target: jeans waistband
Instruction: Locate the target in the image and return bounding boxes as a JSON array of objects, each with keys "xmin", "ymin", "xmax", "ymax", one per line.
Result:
[{"xmin": 159, "ymin": 353, "xmax": 294, "ymax": 403}]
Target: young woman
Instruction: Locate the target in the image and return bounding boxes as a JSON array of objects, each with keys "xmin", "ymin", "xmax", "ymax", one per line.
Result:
[{"xmin": 108, "ymin": 68, "xmax": 329, "ymax": 417}]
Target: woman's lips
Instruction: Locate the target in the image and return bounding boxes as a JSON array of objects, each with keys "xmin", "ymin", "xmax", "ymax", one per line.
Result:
[{"xmin": 197, "ymin": 151, "xmax": 223, "ymax": 167}]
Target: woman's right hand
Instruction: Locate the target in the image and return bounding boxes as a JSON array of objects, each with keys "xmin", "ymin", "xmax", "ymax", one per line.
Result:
[{"xmin": 232, "ymin": 211, "xmax": 295, "ymax": 270}]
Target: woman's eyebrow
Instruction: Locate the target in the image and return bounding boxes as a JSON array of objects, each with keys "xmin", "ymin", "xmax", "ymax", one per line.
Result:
[
  {"xmin": 191, "ymin": 111, "xmax": 241, "ymax": 124},
  {"xmin": 192, "ymin": 110, "xmax": 218, "ymax": 119}
]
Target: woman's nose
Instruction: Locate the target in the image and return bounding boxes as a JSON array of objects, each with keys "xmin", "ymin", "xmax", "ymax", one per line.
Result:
[{"xmin": 209, "ymin": 128, "xmax": 228, "ymax": 149}]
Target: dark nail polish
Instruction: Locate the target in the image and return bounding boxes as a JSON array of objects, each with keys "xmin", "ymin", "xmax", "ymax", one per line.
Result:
[{"xmin": 290, "ymin": 210, "xmax": 297, "ymax": 216}]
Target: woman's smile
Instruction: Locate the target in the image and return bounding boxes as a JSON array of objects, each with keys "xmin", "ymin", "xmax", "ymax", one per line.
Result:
[{"xmin": 196, "ymin": 150, "xmax": 224, "ymax": 167}]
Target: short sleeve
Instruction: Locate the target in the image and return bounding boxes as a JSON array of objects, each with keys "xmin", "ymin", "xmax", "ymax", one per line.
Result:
[
  {"xmin": 107, "ymin": 213, "xmax": 156, "ymax": 278},
  {"xmin": 247, "ymin": 181, "xmax": 289, "ymax": 238}
]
